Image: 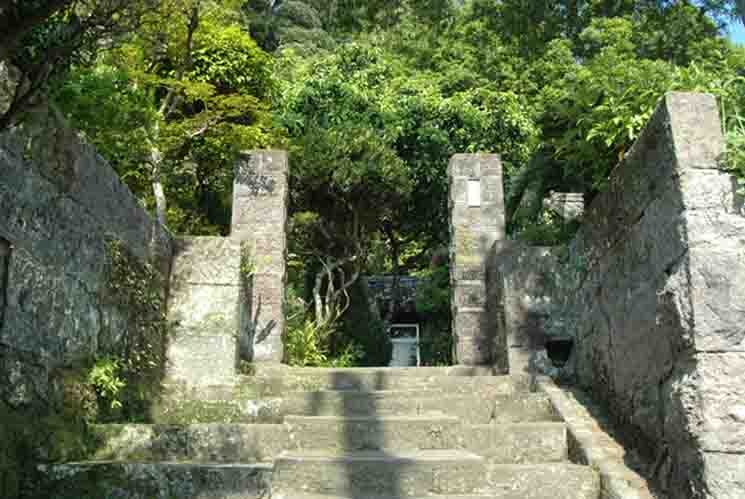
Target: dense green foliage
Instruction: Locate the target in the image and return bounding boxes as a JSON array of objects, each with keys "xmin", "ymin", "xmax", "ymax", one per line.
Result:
[
  {"xmin": 21, "ymin": 0, "xmax": 745, "ymax": 365},
  {"xmin": 414, "ymin": 264, "xmax": 453, "ymax": 366}
]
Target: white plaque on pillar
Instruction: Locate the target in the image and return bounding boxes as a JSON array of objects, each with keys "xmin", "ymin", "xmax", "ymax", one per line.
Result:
[{"xmin": 468, "ymin": 179, "xmax": 481, "ymax": 207}]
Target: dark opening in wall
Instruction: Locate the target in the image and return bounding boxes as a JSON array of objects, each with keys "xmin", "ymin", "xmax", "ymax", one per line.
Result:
[
  {"xmin": 545, "ymin": 338, "xmax": 574, "ymax": 368},
  {"xmin": 0, "ymin": 238, "xmax": 9, "ymax": 330}
]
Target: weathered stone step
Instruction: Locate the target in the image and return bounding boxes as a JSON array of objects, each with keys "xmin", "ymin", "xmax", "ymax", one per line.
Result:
[
  {"xmin": 273, "ymin": 450, "xmax": 485, "ymax": 496},
  {"xmin": 257, "ymin": 366, "xmax": 501, "ymax": 378},
  {"xmin": 90, "ymin": 424, "xmax": 286, "ymax": 463},
  {"xmin": 265, "ymin": 372, "xmax": 516, "ymax": 394},
  {"xmin": 36, "ymin": 461, "xmax": 272, "ymax": 499},
  {"xmin": 284, "ymin": 414, "xmax": 460, "ymax": 451},
  {"xmin": 273, "ymin": 491, "xmax": 595, "ymax": 499},
  {"xmin": 91, "ymin": 421, "xmax": 567, "ymax": 463},
  {"xmin": 153, "ymin": 376, "xmax": 533, "ymax": 424},
  {"xmin": 273, "ymin": 494, "xmax": 500, "ymax": 499},
  {"xmin": 151, "ymin": 395, "xmax": 283, "ymax": 424},
  {"xmin": 485, "ymin": 463, "xmax": 600, "ymax": 499},
  {"xmin": 282, "ymin": 390, "xmax": 558, "ymax": 424},
  {"xmin": 457, "ymin": 423, "xmax": 567, "ymax": 463},
  {"xmin": 492, "ymin": 392, "xmax": 559, "ymax": 424}
]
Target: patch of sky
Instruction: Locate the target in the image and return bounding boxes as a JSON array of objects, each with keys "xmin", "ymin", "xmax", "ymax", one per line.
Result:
[{"xmin": 727, "ymin": 21, "xmax": 745, "ymax": 45}]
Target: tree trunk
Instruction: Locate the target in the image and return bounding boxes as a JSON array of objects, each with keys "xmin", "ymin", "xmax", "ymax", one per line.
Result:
[{"xmin": 150, "ymin": 145, "xmax": 167, "ymax": 226}]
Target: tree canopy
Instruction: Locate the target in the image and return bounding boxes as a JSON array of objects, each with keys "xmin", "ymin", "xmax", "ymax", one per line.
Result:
[{"xmin": 3, "ymin": 0, "xmax": 744, "ymax": 363}]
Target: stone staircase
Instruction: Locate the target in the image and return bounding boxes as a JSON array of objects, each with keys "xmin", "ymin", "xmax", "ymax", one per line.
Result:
[{"xmin": 38, "ymin": 367, "xmax": 601, "ymax": 499}]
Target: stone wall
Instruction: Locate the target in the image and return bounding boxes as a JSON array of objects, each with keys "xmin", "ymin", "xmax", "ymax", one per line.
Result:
[
  {"xmin": 493, "ymin": 242, "xmax": 560, "ymax": 376},
  {"xmin": 497, "ymin": 93, "xmax": 744, "ymax": 498},
  {"xmin": 0, "ymin": 106, "xmax": 172, "ymax": 496}
]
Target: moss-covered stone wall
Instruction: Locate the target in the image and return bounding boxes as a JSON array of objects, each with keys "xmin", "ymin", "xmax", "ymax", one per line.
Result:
[{"xmin": 0, "ymin": 106, "xmax": 173, "ymax": 498}]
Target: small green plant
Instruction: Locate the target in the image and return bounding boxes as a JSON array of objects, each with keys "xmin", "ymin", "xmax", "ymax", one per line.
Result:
[
  {"xmin": 284, "ymin": 319, "xmax": 362, "ymax": 367},
  {"xmin": 240, "ymin": 245, "xmax": 257, "ymax": 279},
  {"xmin": 284, "ymin": 320, "xmax": 334, "ymax": 367},
  {"xmin": 88, "ymin": 357, "xmax": 126, "ymax": 410},
  {"xmin": 328, "ymin": 342, "xmax": 364, "ymax": 368},
  {"xmin": 720, "ymin": 85, "xmax": 745, "ymax": 192}
]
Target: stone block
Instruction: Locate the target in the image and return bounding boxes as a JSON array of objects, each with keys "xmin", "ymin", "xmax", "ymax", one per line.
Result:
[
  {"xmin": 449, "ymin": 154, "xmax": 482, "ymax": 177},
  {"xmin": 453, "ymin": 282, "xmax": 487, "ymax": 308},
  {"xmin": 696, "ymin": 353, "xmax": 745, "ymax": 453},
  {"xmin": 166, "ymin": 334, "xmax": 237, "ymax": 384},
  {"xmin": 170, "ymin": 237, "xmax": 241, "ymax": 286},
  {"xmin": 666, "ymin": 92, "xmax": 725, "ymax": 171},
  {"xmin": 702, "ymin": 451, "xmax": 745, "ymax": 499},
  {"xmin": 168, "ymin": 283, "xmax": 241, "ymax": 337},
  {"xmin": 453, "ymin": 308, "xmax": 488, "ymax": 338},
  {"xmin": 452, "ymin": 262, "xmax": 485, "ymax": 281},
  {"xmin": 455, "ymin": 337, "xmax": 493, "ymax": 365}
]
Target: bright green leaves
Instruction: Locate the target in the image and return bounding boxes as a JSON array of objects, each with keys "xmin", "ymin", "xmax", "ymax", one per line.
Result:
[
  {"xmin": 88, "ymin": 358, "xmax": 126, "ymax": 411},
  {"xmin": 190, "ymin": 24, "xmax": 275, "ymax": 98},
  {"xmin": 56, "ymin": 1, "xmax": 279, "ymax": 235},
  {"xmin": 55, "ymin": 64, "xmax": 159, "ymax": 196}
]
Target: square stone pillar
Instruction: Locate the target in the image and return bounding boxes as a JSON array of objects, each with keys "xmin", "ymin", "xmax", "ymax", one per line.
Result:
[
  {"xmin": 232, "ymin": 150, "xmax": 288, "ymax": 363},
  {"xmin": 448, "ymin": 154, "xmax": 506, "ymax": 367}
]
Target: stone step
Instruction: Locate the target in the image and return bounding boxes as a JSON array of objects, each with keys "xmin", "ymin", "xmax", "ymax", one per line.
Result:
[
  {"xmin": 457, "ymin": 423, "xmax": 567, "ymax": 463},
  {"xmin": 91, "ymin": 421, "xmax": 567, "ymax": 463},
  {"xmin": 281, "ymin": 391, "xmax": 558, "ymax": 424},
  {"xmin": 255, "ymin": 366, "xmax": 501, "ymax": 378},
  {"xmin": 485, "ymin": 463, "xmax": 600, "ymax": 499},
  {"xmin": 151, "ymin": 391, "xmax": 558, "ymax": 425},
  {"xmin": 90, "ymin": 424, "xmax": 287, "ymax": 463},
  {"xmin": 262, "ymin": 372, "xmax": 517, "ymax": 394},
  {"xmin": 273, "ymin": 450, "xmax": 485, "ymax": 496},
  {"xmin": 273, "ymin": 490, "xmax": 595, "ymax": 499},
  {"xmin": 284, "ymin": 414, "xmax": 461, "ymax": 451},
  {"xmin": 492, "ymin": 392, "xmax": 559, "ymax": 424},
  {"xmin": 36, "ymin": 461, "xmax": 272, "ymax": 499},
  {"xmin": 151, "ymin": 395, "xmax": 283, "ymax": 424},
  {"xmin": 152, "ymin": 376, "xmax": 537, "ymax": 424},
  {"xmin": 273, "ymin": 495, "xmax": 499, "ymax": 499}
]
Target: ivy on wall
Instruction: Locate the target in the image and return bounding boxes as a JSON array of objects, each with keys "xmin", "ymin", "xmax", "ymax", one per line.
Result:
[{"xmin": 94, "ymin": 238, "xmax": 171, "ymax": 422}]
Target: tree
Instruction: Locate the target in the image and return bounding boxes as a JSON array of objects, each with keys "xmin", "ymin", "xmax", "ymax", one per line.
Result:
[
  {"xmin": 57, "ymin": 0, "xmax": 277, "ymax": 233},
  {"xmin": 279, "ymin": 40, "xmax": 537, "ymax": 330},
  {"xmin": 281, "ymin": 44, "xmax": 412, "ymax": 329},
  {"xmin": 0, "ymin": 0, "xmax": 154, "ymax": 128}
]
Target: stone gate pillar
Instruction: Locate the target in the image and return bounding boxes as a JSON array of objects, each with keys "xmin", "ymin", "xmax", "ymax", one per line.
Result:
[
  {"xmin": 232, "ymin": 150, "xmax": 288, "ymax": 363},
  {"xmin": 448, "ymin": 154, "xmax": 506, "ymax": 367}
]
